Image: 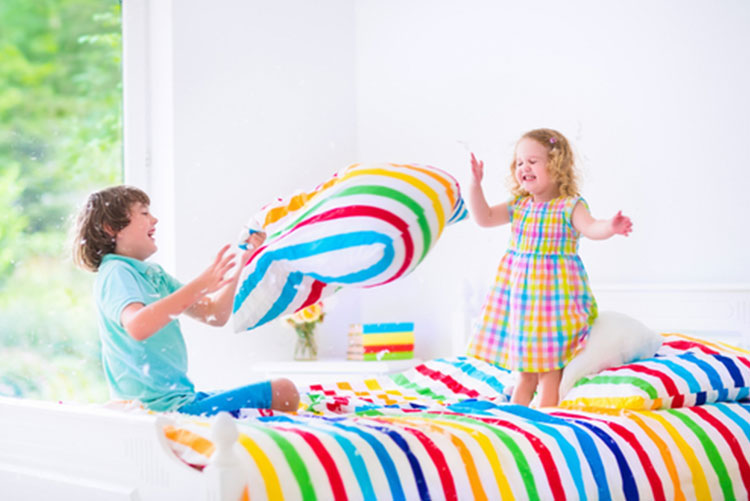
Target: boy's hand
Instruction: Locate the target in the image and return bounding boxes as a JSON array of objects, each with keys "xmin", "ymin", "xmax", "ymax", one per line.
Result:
[
  {"xmin": 238, "ymin": 231, "xmax": 266, "ymax": 265},
  {"xmin": 246, "ymin": 231, "xmax": 266, "ymax": 250},
  {"xmin": 196, "ymin": 244, "xmax": 237, "ymax": 294},
  {"xmin": 611, "ymin": 211, "xmax": 633, "ymax": 236},
  {"xmin": 470, "ymin": 152, "xmax": 484, "ymax": 183}
]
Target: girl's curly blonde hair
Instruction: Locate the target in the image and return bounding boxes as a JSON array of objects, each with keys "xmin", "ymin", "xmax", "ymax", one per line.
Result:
[
  {"xmin": 71, "ymin": 185, "xmax": 150, "ymax": 272},
  {"xmin": 508, "ymin": 128, "xmax": 580, "ymax": 198}
]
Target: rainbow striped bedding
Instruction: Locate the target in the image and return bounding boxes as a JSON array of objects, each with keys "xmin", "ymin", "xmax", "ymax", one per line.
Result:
[
  {"xmin": 301, "ymin": 356, "xmax": 513, "ymax": 414},
  {"xmin": 167, "ymin": 402, "xmax": 750, "ymax": 500},
  {"xmin": 232, "ymin": 163, "xmax": 467, "ymax": 332},
  {"xmin": 560, "ymin": 333, "xmax": 750, "ymax": 410},
  {"xmin": 164, "ymin": 337, "xmax": 750, "ymax": 500}
]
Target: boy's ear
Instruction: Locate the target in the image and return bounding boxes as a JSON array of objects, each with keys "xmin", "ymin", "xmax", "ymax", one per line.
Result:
[{"xmin": 102, "ymin": 223, "xmax": 116, "ymax": 238}]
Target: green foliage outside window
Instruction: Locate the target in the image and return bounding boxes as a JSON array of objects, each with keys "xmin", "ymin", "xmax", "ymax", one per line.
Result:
[{"xmin": 0, "ymin": 0, "xmax": 122, "ymax": 401}]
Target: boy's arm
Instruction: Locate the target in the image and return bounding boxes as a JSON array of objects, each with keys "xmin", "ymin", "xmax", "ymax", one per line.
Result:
[
  {"xmin": 185, "ymin": 232, "xmax": 266, "ymax": 326},
  {"xmin": 468, "ymin": 153, "xmax": 511, "ymax": 227},
  {"xmin": 121, "ymin": 245, "xmax": 237, "ymax": 340},
  {"xmin": 184, "ymin": 272, "xmax": 239, "ymax": 326},
  {"xmin": 571, "ymin": 201, "xmax": 633, "ymax": 240}
]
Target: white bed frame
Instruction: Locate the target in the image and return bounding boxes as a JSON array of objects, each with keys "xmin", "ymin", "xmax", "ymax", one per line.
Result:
[
  {"xmin": 2, "ymin": 285, "xmax": 748, "ymax": 500},
  {"xmin": 0, "ymin": 397, "xmax": 247, "ymax": 501}
]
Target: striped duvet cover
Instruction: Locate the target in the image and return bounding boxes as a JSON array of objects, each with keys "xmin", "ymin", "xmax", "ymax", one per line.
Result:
[
  {"xmin": 165, "ymin": 346, "xmax": 750, "ymax": 500},
  {"xmin": 167, "ymin": 403, "xmax": 750, "ymax": 500}
]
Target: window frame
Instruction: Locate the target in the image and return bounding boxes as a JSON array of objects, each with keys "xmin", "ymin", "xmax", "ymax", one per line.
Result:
[{"xmin": 122, "ymin": 0, "xmax": 177, "ymax": 271}]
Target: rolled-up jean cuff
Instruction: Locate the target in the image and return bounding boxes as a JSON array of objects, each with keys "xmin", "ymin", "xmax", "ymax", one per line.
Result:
[{"xmin": 178, "ymin": 380, "xmax": 272, "ymax": 416}]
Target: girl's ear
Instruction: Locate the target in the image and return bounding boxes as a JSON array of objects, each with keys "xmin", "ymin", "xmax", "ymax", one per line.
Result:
[{"xmin": 102, "ymin": 223, "xmax": 116, "ymax": 238}]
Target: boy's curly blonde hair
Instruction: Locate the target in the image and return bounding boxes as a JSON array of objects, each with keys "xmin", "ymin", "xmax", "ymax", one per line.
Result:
[
  {"xmin": 72, "ymin": 185, "xmax": 150, "ymax": 272},
  {"xmin": 508, "ymin": 128, "xmax": 580, "ymax": 198}
]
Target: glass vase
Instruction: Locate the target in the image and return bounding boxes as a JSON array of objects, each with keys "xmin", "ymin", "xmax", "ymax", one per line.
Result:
[{"xmin": 293, "ymin": 325, "xmax": 318, "ymax": 361}]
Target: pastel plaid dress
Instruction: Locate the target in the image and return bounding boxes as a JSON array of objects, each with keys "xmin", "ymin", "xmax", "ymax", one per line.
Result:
[{"xmin": 466, "ymin": 195, "xmax": 598, "ymax": 372}]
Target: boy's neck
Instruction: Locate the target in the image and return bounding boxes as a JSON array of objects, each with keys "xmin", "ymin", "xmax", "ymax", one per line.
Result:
[{"xmin": 114, "ymin": 250, "xmax": 148, "ymax": 262}]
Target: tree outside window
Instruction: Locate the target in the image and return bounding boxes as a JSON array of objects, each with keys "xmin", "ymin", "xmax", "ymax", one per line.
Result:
[{"xmin": 0, "ymin": 0, "xmax": 122, "ymax": 401}]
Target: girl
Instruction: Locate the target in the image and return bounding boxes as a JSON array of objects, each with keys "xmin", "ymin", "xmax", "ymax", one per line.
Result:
[
  {"xmin": 72, "ymin": 185, "xmax": 300, "ymax": 415},
  {"xmin": 466, "ymin": 128, "xmax": 632, "ymax": 407}
]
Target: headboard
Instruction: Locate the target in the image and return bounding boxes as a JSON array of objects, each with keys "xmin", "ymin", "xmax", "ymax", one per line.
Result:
[{"xmin": 453, "ymin": 283, "xmax": 750, "ymax": 354}]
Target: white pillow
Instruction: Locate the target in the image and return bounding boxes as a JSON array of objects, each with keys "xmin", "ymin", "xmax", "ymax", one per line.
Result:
[{"xmin": 558, "ymin": 311, "xmax": 663, "ymax": 400}]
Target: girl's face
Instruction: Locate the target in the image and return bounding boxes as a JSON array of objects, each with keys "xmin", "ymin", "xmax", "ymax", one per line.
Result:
[
  {"xmin": 114, "ymin": 202, "xmax": 158, "ymax": 260},
  {"xmin": 514, "ymin": 137, "xmax": 559, "ymax": 202}
]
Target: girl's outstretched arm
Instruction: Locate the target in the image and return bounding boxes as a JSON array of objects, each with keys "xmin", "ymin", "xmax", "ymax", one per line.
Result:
[
  {"xmin": 571, "ymin": 201, "xmax": 633, "ymax": 240},
  {"xmin": 185, "ymin": 232, "xmax": 266, "ymax": 326},
  {"xmin": 121, "ymin": 245, "xmax": 238, "ymax": 340},
  {"xmin": 468, "ymin": 153, "xmax": 511, "ymax": 227}
]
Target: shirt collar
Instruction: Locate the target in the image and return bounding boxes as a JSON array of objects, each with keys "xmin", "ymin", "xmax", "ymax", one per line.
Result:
[{"xmin": 101, "ymin": 253, "xmax": 154, "ymax": 275}]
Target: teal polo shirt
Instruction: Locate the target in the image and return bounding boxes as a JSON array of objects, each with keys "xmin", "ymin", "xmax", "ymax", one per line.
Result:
[{"xmin": 95, "ymin": 254, "xmax": 195, "ymax": 411}]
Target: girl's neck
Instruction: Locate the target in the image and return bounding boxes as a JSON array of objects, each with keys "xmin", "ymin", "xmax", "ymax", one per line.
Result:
[{"xmin": 530, "ymin": 186, "xmax": 561, "ymax": 203}]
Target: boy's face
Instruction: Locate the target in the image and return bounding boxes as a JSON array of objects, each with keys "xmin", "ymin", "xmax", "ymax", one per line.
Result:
[{"xmin": 114, "ymin": 202, "xmax": 158, "ymax": 261}]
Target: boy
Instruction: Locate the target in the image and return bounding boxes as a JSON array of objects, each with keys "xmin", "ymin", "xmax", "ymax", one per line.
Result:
[{"xmin": 72, "ymin": 185, "xmax": 299, "ymax": 415}]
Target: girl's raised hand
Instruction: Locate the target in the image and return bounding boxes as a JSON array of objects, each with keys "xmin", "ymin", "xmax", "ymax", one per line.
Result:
[
  {"xmin": 470, "ymin": 152, "xmax": 484, "ymax": 183},
  {"xmin": 197, "ymin": 244, "xmax": 237, "ymax": 294},
  {"xmin": 611, "ymin": 211, "xmax": 633, "ymax": 236}
]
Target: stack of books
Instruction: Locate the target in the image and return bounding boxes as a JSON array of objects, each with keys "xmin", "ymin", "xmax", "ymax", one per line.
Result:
[{"xmin": 347, "ymin": 322, "xmax": 414, "ymax": 361}]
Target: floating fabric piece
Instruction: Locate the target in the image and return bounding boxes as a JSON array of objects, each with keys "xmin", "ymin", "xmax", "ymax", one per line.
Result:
[{"xmin": 233, "ymin": 163, "xmax": 467, "ymax": 331}]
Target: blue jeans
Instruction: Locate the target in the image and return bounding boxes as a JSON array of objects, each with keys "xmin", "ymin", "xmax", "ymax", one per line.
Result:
[{"xmin": 178, "ymin": 380, "xmax": 272, "ymax": 417}]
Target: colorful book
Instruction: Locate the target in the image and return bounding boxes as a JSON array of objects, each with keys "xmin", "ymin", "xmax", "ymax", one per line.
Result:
[{"xmin": 347, "ymin": 322, "xmax": 414, "ymax": 361}]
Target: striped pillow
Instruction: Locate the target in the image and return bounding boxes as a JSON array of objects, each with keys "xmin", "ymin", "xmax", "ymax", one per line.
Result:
[
  {"xmin": 560, "ymin": 333, "xmax": 750, "ymax": 410},
  {"xmin": 232, "ymin": 163, "xmax": 467, "ymax": 332}
]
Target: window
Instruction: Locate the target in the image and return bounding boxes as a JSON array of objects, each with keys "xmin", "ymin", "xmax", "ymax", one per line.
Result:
[{"xmin": 0, "ymin": 1, "xmax": 122, "ymax": 401}]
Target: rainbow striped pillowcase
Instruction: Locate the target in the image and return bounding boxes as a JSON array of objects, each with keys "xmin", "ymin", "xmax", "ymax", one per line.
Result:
[
  {"xmin": 232, "ymin": 163, "xmax": 467, "ymax": 331},
  {"xmin": 560, "ymin": 333, "xmax": 750, "ymax": 410}
]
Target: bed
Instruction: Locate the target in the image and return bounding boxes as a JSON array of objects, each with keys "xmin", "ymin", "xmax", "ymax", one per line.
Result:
[
  {"xmin": 2, "ymin": 328, "xmax": 750, "ymax": 501},
  {"xmin": 2, "ymin": 285, "xmax": 749, "ymax": 500}
]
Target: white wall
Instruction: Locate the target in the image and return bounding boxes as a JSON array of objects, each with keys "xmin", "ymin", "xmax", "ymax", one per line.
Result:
[
  {"xmin": 126, "ymin": 0, "xmax": 358, "ymax": 388},
  {"xmin": 125, "ymin": 0, "xmax": 750, "ymax": 388},
  {"xmin": 354, "ymin": 0, "xmax": 750, "ymax": 361},
  {"xmin": 357, "ymin": 0, "xmax": 750, "ymax": 280}
]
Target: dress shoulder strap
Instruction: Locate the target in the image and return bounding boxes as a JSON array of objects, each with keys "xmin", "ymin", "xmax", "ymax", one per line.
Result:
[
  {"xmin": 507, "ymin": 195, "xmax": 527, "ymax": 222},
  {"xmin": 562, "ymin": 195, "xmax": 588, "ymax": 231}
]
